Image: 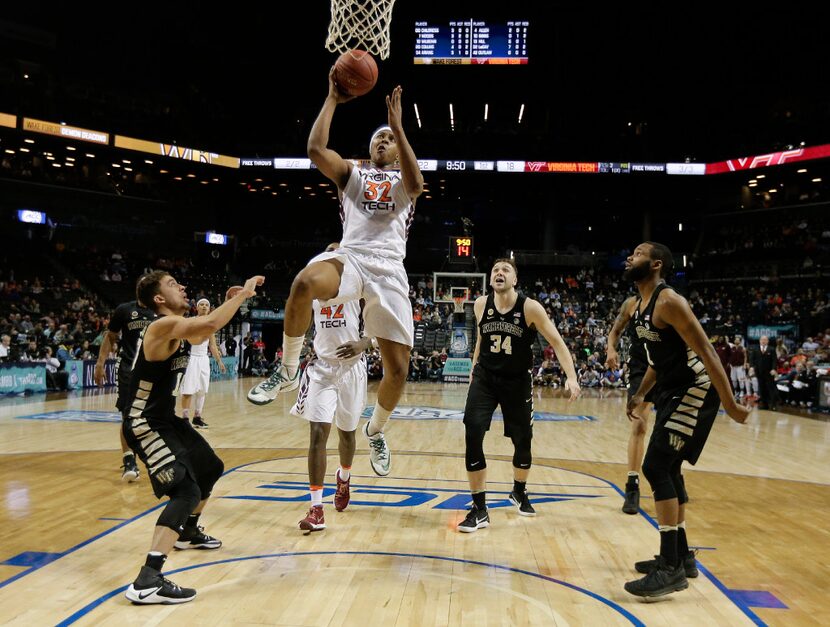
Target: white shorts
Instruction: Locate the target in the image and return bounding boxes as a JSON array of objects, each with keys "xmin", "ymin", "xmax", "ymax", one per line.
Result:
[
  {"xmin": 307, "ymin": 247, "xmax": 414, "ymax": 347},
  {"xmin": 290, "ymin": 357, "xmax": 367, "ymax": 432},
  {"xmin": 730, "ymin": 365, "xmax": 747, "ymax": 383},
  {"xmin": 181, "ymin": 355, "xmax": 210, "ymax": 395}
]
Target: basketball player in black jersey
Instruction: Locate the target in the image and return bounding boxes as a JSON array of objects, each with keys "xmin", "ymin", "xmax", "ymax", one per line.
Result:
[
  {"xmin": 122, "ymin": 270, "xmax": 263, "ymax": 605},
  {"xmin": 606, "ymin": 292, "xmax": 659, "ymax": 514},
  {"xmin": 94, "ymin": 299, "xmax": 155, "ymax": 482},
  {"xmin": 458, "ymin": 259, "xmax": 580, "ymax": 532},
  {"xmin": 621, "ymin": 242, "xmax": 750, "ymax": 597}
]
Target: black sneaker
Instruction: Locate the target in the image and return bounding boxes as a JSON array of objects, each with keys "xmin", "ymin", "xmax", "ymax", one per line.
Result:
[
  {"xmin": 192, "ymin": 416, "xmax": 208, "ymax": 429},
  {"xmin": 174, "ymin": 525, "xmax": 222, "ymax": 550},
  {"xmin": 125, "ymin": 565, "xmax": 196, "ymax": 605},
  {"xmin": 622, "ymin": 488, "xmax": 640, "ymax": 514},
  {"xmin": 457, "ymin": 505, "xmax": 490, "ymax": 533},
  {"xmin": 635, "ymin": 550, "xmax": 698, "ymax": 578},
  {"xmin": 121, "ymin": 456, "xmax": 140, "ymax": 483},
  {"xmin": 624, "ymin": 556, "xmax": 689, "ymax": 597},
  {"xmin": 508, "ymin": 490, "xmax": 537, "ymax": 516}
]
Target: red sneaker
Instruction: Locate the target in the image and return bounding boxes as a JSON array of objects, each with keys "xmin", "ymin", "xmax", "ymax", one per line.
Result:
[
  {"xmin": 334, "ymin": 469, "xmax": 351, "ymax": 512},
  {"xmin": 299, "ymin": 506, "xmax": 326, "ymax": 532}
]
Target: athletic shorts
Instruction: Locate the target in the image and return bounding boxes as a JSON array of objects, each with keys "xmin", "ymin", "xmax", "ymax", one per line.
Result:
[
  {"xmin": 115, "ymin": 366, "xmax": 131, "ymax": 414},
  {"xmin": 181, "ymin": 355, "xmax": 210, "ymax": 395},
  {"xmin": 122, "ymin": 413, "xmax": 223, "ymax": 499},
  {"xmin": 627, "ymin": 358, "xmax": 655, "ymax": 404},
  {"xmin": 290, "ymin": 357, "xmax": 367, "ymax": 432},
  {"xmin": 463, "ymin": 364, "xmax": 533, "ymax": 440},
  {"xmin": 307, "ymin": 247, "xmax": 414, "ymax": 347},
  {"xmin": 647, "ymin": 380, "xmax": 720, "ymax": 465}
]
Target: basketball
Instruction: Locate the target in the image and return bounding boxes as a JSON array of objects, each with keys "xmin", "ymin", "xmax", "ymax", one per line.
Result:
[{"xmin": 334, "ymin": 49, "xmax": 378, "ymax": 97}]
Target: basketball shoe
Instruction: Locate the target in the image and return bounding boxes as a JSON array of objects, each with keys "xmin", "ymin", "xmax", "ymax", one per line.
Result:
[
  {"xmin": 247, "ymin": 365, "xmax": 300, "ymax": 405},
  {"xmin": 299, "ymin": 505, "xmax": 326, "ymax": 532},
  {"xmin": 125, "ymin": 566, "xmax": 196, "ymax": 605},
  {"xmin": 363, "ymin": 422, "xmax": 391, "ymax": 476},
  {"xmin": 334, "ymin": 469, "xmax": 350, "ymax": 511}
]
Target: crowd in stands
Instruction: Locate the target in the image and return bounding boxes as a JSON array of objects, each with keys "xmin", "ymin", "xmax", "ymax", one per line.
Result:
[
  {"xmin": 3, "ymin": 237, "xmax": 829, "ymax": 411},
  {"xmin": 694, "ymin": 213, "xmax": 830, "ymax": 278}
]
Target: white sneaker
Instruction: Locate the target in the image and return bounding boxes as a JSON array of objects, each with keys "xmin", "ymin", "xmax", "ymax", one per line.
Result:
[
  {"xmin": 363, "ymin": 422, "xmax": 391, "ymax": 476},
  {"xmin": 247, "ymin": 366, "xmax": 300, "ymax": 405}
]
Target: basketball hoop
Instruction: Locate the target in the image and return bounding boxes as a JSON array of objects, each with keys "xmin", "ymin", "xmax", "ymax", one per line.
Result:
[
  {"xmin": 452, "ymin": 290, "xmax": 468, "ymax": 315},
  {"xmin": 326, "ymin": 0, "xmax": 397, "ymax": 60}
]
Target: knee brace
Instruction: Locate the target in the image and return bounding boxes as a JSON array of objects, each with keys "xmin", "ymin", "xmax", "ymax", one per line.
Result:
[
  {"xmin": 510, "ymin": 434, "xmax": 533, "ymax": 469},
  {"xmin": 156, "ymin": 472, "xmax": 201, "ymax": 532},
  {"xmin": 465, "ymin": 426, "xmax": 487, "ymax": 472},
  {"xmin": 642, "ymin": 453, "xmax": 677, "ymax": 502}
]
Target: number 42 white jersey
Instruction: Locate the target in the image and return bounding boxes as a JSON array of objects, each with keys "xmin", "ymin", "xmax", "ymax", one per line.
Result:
[
  {"xmin": 339, "ymin": 166, "xmax": 415, "ymax": 262},
  {"xmin": 311, "ymin": 298, "xmax": 364, "ymax": 364}
]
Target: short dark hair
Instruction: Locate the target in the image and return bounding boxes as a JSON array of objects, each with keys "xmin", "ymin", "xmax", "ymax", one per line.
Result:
[
  {"xmin": 644, "ymin": 242, "xmax": 674, "ymax": 278},
  {"xmin": 136, "ymin": 271, "xmax": 169, "ymax": 313},
  {"xmin": 492, "ymin": 257, "xmax": 518, "ymax": 276}
]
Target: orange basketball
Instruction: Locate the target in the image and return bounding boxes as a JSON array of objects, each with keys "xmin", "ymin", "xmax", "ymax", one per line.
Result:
[{"xmin": 334, "ymin": 49, "xmax": 378, "ymax": 97}]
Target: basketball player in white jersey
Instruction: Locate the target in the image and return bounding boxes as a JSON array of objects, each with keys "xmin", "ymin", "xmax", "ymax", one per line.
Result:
[
  {"xmin": 293, "ymin": 242, "xmax": 373, "ymax": 532},
  {"xmin": 248, "ymin": 69, "xmax": 423, "ymax": 478},
  {"xmin": 181, "ymin": 299, "xmax": 225, "ymax": 428}
]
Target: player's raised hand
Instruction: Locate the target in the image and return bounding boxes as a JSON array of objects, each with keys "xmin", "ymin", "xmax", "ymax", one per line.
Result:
[
  {"xmin": 328, "ymin": 67, "xmax": 355, "ymax": 104},
  {"xmin": 227, "ymin": 276, "xmax": 264, "ymax": 301},
  {"xmin": 386, "ymin": 85, "xmax": 403, "ymax": 130}
]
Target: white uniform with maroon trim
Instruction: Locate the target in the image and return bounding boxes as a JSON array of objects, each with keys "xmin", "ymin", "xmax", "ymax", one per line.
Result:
[
  {"xmin": 181, "ymin": 338, "xmax": 210, "ymax": 395},
  {"xmin": 305, "ymin": 165, "xmax": 415, "ymax": 347},
  {"xmin": 290, "ymin": 298, "xmax": 367, "ymax": 431}
]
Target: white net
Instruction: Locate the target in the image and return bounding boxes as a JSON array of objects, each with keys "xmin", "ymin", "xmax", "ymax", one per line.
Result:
[
  {"xmin": 326, "ymin": 0, "xmax": 397, "ymax": 60},
  {"xmin": 452, "ymin": 289, "xmax": 469, "ymax": 314}
]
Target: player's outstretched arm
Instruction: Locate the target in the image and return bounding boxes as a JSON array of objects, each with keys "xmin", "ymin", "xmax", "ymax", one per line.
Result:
[
  {"xmin": 144, "ymin": 277, "xmax": 264, "ymax": 360},
  {"xmin": 386, "ymin": 85, "xmax": 423, "ymax": 199},
  {"xmin": 658, "ymin": 290, "xmax": 750, "ymax": 424},
  {"xmin": 307, "ymin": 68, "xmax": 354, "ymax": 189},
  {"xmin": 525, "ymin": 299, "xmax": 580, "ymax": 401}
]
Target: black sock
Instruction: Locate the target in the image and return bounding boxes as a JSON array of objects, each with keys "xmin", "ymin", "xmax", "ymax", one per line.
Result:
[
  {"xmin": 513, "ymin": 480, "xmax": 527, "ymax": 495},
  {"xmin": 677, "ymin": 525, "xmax": 689, "ymax": 556},
  {"xmin": 186, "ymin": 513, "xmax": 201, "ymax": 530},
  {"xmin": 472, "ymin": 491, "xmax": 486, "ymax": 510},
  {"xmin": 659, "ymin": 526, "xmax": 679, "ymax": 567},
  {"xmin": 625, "ymin": 473, "xmax": 639, "ymax": 491},
  {"xmin": 144, "ymin": 551, "xmax": 167, "ymax": 572}
]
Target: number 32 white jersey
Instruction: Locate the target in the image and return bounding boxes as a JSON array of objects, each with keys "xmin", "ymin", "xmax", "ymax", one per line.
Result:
[{"xmin": 339, "ymin": 166, "xmax": 415, "ymax": 262}]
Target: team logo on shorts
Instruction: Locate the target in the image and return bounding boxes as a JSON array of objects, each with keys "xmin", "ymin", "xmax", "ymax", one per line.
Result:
[
  {"xmin": 668, "ymin": 433, "xmax": 685, "ymax": 451},
  {"xmin": 131, "ymin": 311, "xmax": 139, "ymax": 318},
  {"xmin": 155, "ymin": 466, "xmax": 176, "ymax": 485}
]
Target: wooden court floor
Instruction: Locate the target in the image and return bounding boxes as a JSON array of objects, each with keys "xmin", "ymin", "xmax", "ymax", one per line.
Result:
[{"xmin": 0, "ymin": 379, "xmax": 828, "ymax": 626}]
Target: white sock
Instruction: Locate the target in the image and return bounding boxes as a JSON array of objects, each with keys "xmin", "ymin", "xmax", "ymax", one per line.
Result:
[
  {"xmin": 194, "ymin": 392, "xmax": 206, "ymax": 414},
  {"xmin": 123, "ymin": 451, "xmax": 134, "ymax": 459},
  {"xmin": 368, "ymin": 404, "xmax": 392, "ymax": 436},
  {"xmin": 627, "ymin": 471, "xmax": 639, "ymax": 478},
  {"xmin": 339, "ymin": 466, "xmax": 351, "ymax": 481},
  {"xmin": 310, "ymin": 487, "xmax": 323, "ymax": 507},
  {"xmin": 282, "ymin": 335, "xmax": 304, "ymax": 373},
  {"xmin": 182, "ymin": 408, "xmax": 189, "ymax": 419}
]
